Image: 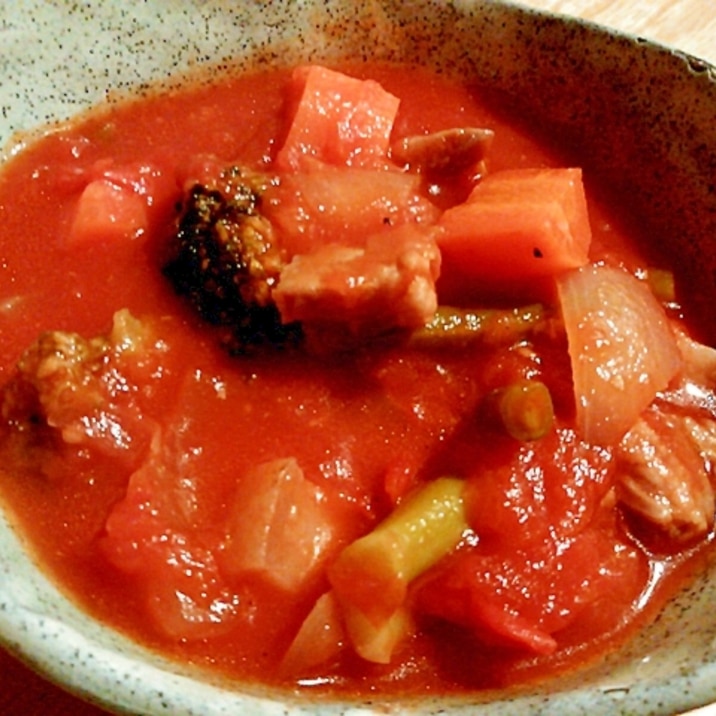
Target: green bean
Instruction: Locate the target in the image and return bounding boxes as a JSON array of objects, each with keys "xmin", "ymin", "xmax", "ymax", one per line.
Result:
[
  {"xmin": 328, "ymin": 477, "xmax": 468, "ymax": 661},
  {"xmin": 493, "ymin": 379, "xmax": 555, "ymax": 441},
  {"xmin": 341, "ymin": 476, "xmax": 466, "ymax": 584},
  {"xmin": 409, "ymin": 304, "xmax": 554, "ymax": 348},
  {"xmin": 646, "ymin": 267, "xmax": 676, "ymax": 304}
]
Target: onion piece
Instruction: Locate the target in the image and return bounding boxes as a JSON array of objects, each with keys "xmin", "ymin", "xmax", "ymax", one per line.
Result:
[{"xmin": 557, "ymin": 264, "xmax": 682, "ymax": 445}]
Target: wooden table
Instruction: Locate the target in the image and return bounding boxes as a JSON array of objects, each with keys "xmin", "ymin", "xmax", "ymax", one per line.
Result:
[
  {"xmin": 523, "ymin": 0, "xmax": 716, "ymax": 64},
  {"xmin": 1, "ymin": 2, "xmax": 714, "ymax": 714}
]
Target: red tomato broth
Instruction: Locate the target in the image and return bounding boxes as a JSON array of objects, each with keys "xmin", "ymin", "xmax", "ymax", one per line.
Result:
[{"xmin": 0, "ymin": 62, "xmax": 713, "ymax": 698}]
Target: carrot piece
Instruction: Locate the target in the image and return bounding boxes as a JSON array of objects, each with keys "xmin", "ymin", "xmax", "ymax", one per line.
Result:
[
  {"xmin": 275, "ymin": 65, "xmax": 400, "ymax": 171},
  {"xmin": 436, "ymin": 167, "xmax": 592, "ymax": 294}
]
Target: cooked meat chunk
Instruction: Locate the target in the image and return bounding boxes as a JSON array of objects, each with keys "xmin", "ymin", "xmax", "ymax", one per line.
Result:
[
  {"xmin": 163, "ymin": 166, "xmax": 301, "ymax": 351},
  {"xmin": 2, "ymin": 329, "xmax": 107, "ymax": 435},
  {"xmin": 390, "ymin": 127, "xmax": 494, "ymax": 173},
  {"xmin": 273, "ymin": 225, "xmax": 442, "ymax": 341},
  {"xmin": 616, "ymin": 408, "xmax": 715, "ymax": 542},
  {"xmin": 1, "ymin": 310, "xmax": 156, "ymax": 458},
  {"xmin": 682, "ymin": 414, "xmax": 716, "ymax": 469}
]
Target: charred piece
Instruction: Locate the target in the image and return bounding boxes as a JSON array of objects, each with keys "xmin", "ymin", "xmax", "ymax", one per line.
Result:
[{"xmin": 163, "ymin": 166, "xmax": 301, "ymax": 352}]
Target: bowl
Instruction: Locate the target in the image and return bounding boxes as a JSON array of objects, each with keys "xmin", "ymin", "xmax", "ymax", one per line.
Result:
[{"xmin": 1, "ymin": 1, "xmax": 716, "ymax": 714}]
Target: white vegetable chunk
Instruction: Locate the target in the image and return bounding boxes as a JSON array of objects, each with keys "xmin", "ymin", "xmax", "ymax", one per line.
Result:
[{"xmin": 557, "ymin": 264, "xmax": 682, "ymax": 444}]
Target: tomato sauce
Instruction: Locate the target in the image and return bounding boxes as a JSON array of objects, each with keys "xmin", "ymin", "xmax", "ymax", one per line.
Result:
[{"xmin": 0, "ymin": 62, "xmax": 713, "ymax": 697}]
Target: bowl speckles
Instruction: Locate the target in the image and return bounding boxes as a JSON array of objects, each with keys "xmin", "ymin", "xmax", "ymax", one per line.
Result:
[{"xmin": 1, "ymin": 1, "xmax": 716, "ymax": 714}]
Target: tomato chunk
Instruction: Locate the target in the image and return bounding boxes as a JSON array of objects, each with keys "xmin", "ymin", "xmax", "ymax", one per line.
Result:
[
  {"xmin": 68, "ymin": 160, "xmax": 174, "ymax": 246},
  {"xmin": 275, "ymin": 65, "xmax": 400, "ymax": 170},
  {"xmin": 415, "ymin": 518, "xmax": 645, "ymax": 656},
  {"xmin": 220, "ymin": 457, "xmax": 348, "ymax": 594},
  {"xmin": 436, "ymin": 168, "xmax": 592, "ymax": 299},
  {"xmin": 69, "ymin": 178, "xmax": 147, "ymax": 244},
  {"xmin": 465, "ymin": 427, "xmax": 614, "ymax": 548},
  {"xmin": 102, "ymin": 433, "xmax": 241, "ymax": 640}
]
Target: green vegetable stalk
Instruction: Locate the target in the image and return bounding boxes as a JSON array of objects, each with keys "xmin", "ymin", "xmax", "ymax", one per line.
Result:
[
  {"xmin": 492, "ymin": 379, "xmax": 555, "ymax": 441},
  {"xmin": 328, "ymin": 476, "xmax": 469, "ymax": 663},
  {"xmin": 646, "ymin": 267, "xmax": 676, "ymax": 304},
  {"xmin": 409, "ymin": 304, "xmax": 555, "ymax": 348}
]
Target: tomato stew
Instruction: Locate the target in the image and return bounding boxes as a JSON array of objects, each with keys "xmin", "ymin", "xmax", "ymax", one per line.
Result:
[{"xmin": 0, "ymin": 62, "xmax": 714, "ymax": 697}]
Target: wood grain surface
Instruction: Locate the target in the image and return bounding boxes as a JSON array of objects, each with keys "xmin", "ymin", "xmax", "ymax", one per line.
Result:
[
  {"xmin": 1, "ymin": 2, "xmax": 713, "ymax": 714},
  {"xmin": 521, "ymin": 0, "xmax": 716, "ymax": 63}
]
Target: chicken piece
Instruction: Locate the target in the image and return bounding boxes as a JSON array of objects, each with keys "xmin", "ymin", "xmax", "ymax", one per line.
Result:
[
  {"xmin": 616, "ymin": 408, "xmax": 715, "ymax": 542},
  {"xmin": 273, "ymin": 224, "xmax": 442, "ymax": 344}
]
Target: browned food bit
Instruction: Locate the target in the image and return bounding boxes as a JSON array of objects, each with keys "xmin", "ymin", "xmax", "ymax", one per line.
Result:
[
  {"xmin": 390, "ymin": 127, "xmax": 494, "ymax": 173},
  {"xmin": 162, "ymin": 165, "xmax": 301, "ymax": 352},
  {"xmin": 1, "ymin": 330, "xmax": 108, "ymax": 449},
  {"xmin": 1, "ymin": 310, "xmax": 158, "ymax": 459}
]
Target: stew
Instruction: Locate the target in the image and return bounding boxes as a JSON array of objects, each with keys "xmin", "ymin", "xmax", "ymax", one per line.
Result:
[{"xmin": 0, "ymin": 62, "xmax": 715, "ymax": 697}]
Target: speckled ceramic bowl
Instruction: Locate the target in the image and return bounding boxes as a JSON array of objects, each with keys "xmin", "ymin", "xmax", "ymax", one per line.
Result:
[{"xmin": 2, "ymin": 2, "xmax": 716, "ymax": 714}]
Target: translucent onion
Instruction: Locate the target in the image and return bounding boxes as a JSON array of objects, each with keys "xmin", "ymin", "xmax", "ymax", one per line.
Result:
[{"xmin": 556, "ymin": 264, "xmax": 682, "ymax": 445}]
